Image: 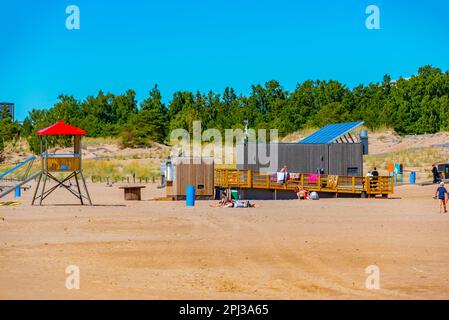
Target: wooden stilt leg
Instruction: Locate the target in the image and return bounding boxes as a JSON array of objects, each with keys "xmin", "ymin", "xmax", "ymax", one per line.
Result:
[
  {"xmin": 31, "ymin": 171, "xmax": 42, "ymax": 205},
  {"xmin": 74, "ymin": 171, "xmax": 83, "ymax": 205},
  {"xmin": 39, "ymin": 172, "xmax": 48, "ymax": 205},
  {"xmin": 80, "ymin": 171, "xmax": 92, "ymax": 205}
]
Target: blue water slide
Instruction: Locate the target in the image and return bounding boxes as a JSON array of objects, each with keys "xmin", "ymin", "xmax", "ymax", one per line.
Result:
[
  {"xmin": 0, "ymin": 171, "xmax": 42, "ymax": 198},
  {"xmin": 0, "ymin": 155, "xmax": 36, "ymax": 179}
]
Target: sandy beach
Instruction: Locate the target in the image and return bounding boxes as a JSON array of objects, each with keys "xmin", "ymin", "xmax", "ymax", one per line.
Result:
[{"xmin": 0, "ymin": 182, "xmax": 448, "ymax": 299}]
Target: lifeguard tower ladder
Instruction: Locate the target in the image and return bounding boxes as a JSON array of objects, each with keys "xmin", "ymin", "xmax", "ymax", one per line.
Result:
[{"xmin": 31, "ymin": 121, "xmax": 92, "ymax": 205}]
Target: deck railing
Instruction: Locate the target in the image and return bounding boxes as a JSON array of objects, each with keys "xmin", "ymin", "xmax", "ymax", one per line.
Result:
[{"xmin": 214, "ymin": 169, "xmax": 394, "ymax": 196}]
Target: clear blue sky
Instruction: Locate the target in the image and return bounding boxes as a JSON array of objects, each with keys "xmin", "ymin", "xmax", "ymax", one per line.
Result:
[{"xmin": 1, "ymin": 0, "xmax": 448, "ymax": 121}]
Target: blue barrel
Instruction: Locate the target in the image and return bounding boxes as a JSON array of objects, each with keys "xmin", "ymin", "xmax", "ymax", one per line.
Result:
[
  {"xmin": 410, "ymin": 171, "xmax": 416, "ymax": 184},
  {"xmin": 15, "ymin": 187, "xmax": 21, "ymax": 198},
  {"xmin": 186, "ymin": 185, "xmax": 195, "ymax": 206}
]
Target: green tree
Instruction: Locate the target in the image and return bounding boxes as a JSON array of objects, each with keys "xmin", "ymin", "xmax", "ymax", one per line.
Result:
[
  {"xmin": 122, "ymin": 85, "xmax": 167, "ymax": 146},
  {"xmin": 0, "ymin": 105, "xmax": 20, "ymax": 153},
  {"xmin": 13, "ymin": 64, "xmax": 449, "ymax": 150}
]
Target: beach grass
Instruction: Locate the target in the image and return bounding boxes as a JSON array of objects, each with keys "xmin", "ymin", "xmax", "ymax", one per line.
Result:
[
  {"xmin": 82, "ymin": 159, "xmax": 159, "ymax": 180},
  {"xmin": 364, "ymin": 147, "xmax": 448, "ymax": 180}
]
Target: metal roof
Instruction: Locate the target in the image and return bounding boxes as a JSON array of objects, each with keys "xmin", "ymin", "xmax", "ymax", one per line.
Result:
[
  {"xmin": 299, "ymin": 121, "xmax": 364, "ymax": 144},
  {"xmin": 37, "ymin": 120, "xmax": 86, "ymax": 136}
]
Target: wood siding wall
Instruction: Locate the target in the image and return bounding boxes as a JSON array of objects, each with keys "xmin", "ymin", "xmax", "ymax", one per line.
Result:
[
  {"xmin": 166, "ymin": 160, "xmax": 214, "ymax": 197},
  {"xmin": 328, "ymin": 143, "xmax": 363, "ymax": 176},
  {"xmin": 237, "ymin": 142, "xmax": 363, "ymax": 175}
]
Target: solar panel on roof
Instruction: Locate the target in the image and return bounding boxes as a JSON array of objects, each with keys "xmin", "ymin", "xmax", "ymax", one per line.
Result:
[{"xmin": 299, "ymin": 121, "xmax": 364, "ymax": 144}]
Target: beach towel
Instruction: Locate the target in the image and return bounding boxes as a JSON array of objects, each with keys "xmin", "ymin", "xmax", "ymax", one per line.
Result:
[
  {"xmin": 308, "ymin": 174, "xmax": 318, "ymax": 183},
  {"xmin": 289, "ymin": 172, "xmax": 300, "ymax": 180},
  {"xmin": 0, "ymin": 202, "xmax": 21, "ymax": 206},
  {"xmin": 327, "ymin": 175, "xmax": 338, "ymax": 188},
  {"xmin": 277, "ymin": 172, "xmax": 286, "ymax": 183}
]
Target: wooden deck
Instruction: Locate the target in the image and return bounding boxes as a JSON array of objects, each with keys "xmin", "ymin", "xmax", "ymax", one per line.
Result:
[{"xmin": 214, "ymin": 169, "xmax": 394, "ymax": 197}]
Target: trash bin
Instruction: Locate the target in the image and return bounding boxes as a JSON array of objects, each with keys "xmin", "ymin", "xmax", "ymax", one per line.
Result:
[
  {"xmin": 410, "ymin": 171, "xmax": 416, "ymax": 185},
  {"xmin": 15, "ymin": 187, "xmax": 21, "ymax": 198},
  {"xmin": 230, "ymin": 189, "xmax": 239, "ymax": 201},
  {"xmin": 186, "ymin": 185, "xmax": 195, "ymax": 206}
]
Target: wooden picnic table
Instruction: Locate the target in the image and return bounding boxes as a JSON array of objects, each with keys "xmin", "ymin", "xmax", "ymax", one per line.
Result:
[{"xmin": 119, "ymin": 185, "xmax": 146, "ymax": 201}]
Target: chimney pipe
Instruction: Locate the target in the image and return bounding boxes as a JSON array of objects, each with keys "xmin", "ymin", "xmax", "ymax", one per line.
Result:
[{"xmin": 360, "ymin": 130, "xmax": 368, "ymax": 155}]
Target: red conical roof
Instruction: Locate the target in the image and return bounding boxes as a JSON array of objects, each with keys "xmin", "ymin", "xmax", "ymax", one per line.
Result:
[{"xmin": 36, "ymin": 120, "xmax": 86, "ymax": 136}]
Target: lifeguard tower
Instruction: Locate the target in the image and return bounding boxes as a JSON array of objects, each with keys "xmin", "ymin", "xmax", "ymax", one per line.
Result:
[{"xmin": 31, "ymin": 121, "xmax": 92, "ymax": 205}]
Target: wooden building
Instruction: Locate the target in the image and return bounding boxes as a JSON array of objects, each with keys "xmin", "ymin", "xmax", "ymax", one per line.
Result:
[
  {"xmin": 165, "ymin": 157, "xmax": 214, "ymax": 200},
  {"xmin": 237, "ymin": 121, "xmax": 367, "ymax": 176}
]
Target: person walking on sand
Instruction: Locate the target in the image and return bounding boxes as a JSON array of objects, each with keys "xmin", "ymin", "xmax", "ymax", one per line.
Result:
[{"xmin": 435, "ymin": 181, "xmax": 448, "ymax": 213}]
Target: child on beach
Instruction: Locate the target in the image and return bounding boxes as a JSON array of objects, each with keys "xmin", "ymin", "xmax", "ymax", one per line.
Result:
[
  {"xmin": 435, "ymin": 182, "xmax": 448, "ymax": 213},
  {"xmin": 218, "ymin": 190, "xmax": 228, "ymax": 206},
  {"xmin": 296, "ymin": 186, "xmax": 308, "ymax": 200}
]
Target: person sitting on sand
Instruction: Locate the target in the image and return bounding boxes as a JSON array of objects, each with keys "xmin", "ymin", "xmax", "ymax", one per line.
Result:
[
  {"xmin": 223, "ymin": 199, "xmax": 234, "ymax": 208},
  {"xmin": 210, "ymin": 191, "xmax": 234, "ymax": 208},
  {"xmin": 296, "ymin": 186, "xmax": 308, "ymax": 200},
  {"xmin": 435, "ymin": 181, "xmax": 448, "ymax": 214},
  {"xmin": 218, "ymin": 190, "xmax": 228, "ymax": 206},
  {"xmin": 210, "ymin": 197, "xmax": 258, "ymax": 208}
]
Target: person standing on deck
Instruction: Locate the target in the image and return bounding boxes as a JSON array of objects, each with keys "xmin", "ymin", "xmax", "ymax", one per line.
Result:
[
  {"xmin": 279, "ymin": 165, "xmax": 289, "ymax": 184},
  {"xmin": 370, "ymin": 167, "xmax": 379, "ymax": 189}
]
